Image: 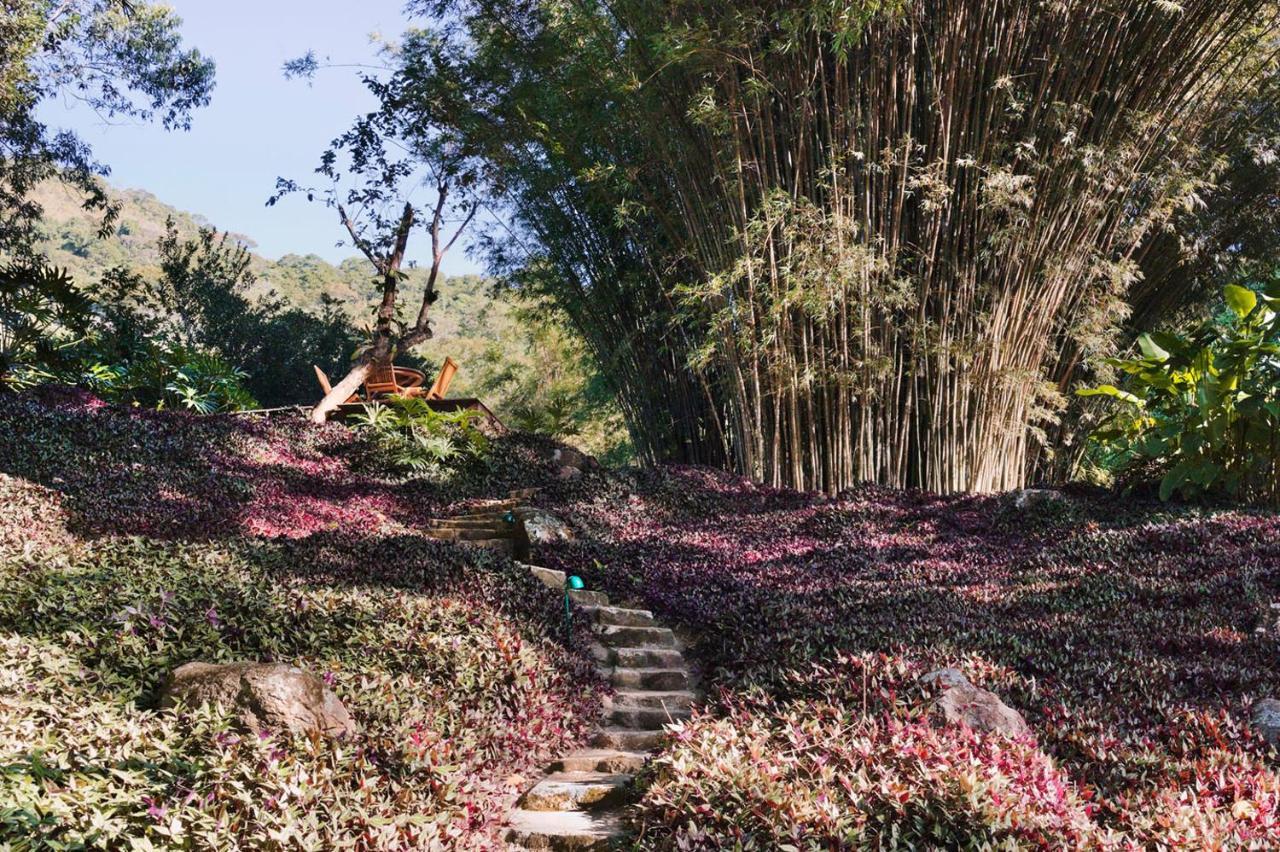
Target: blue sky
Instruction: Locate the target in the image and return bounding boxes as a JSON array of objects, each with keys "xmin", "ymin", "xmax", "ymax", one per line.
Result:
[{"xmin": 39, "ymin": 0, "xmax": 482, "ymax": 275}]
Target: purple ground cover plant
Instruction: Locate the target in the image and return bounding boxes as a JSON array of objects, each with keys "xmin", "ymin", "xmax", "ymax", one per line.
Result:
[
  {"xmin": 547, "ymin": 467, "xmax": 1280, "ymax": 847},
  {"xmin": 0, "ymin": 391, "xmax": 606, "ymax": 849}
]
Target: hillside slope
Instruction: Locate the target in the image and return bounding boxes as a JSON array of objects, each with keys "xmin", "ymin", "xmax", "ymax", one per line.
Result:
[{"xmin": 0, "ymin": 389, "xmax": 606, "ymax": 848}]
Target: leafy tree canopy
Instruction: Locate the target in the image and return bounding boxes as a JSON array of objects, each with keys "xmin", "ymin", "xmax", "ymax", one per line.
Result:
[{"xmin": 0, "ymin": 0, "xmax": 214, "ymax": 257}]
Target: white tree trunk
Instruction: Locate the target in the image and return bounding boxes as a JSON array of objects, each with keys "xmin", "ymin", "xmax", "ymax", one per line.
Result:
[{"xmin": 309, "ymin": 361, "xmax": 372, "ymax": 424}]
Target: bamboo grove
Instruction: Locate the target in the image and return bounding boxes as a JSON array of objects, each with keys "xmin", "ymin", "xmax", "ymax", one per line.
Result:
[{"xmin": 404, "ymin": 0, "xmax": 1280, "ymax": 493}]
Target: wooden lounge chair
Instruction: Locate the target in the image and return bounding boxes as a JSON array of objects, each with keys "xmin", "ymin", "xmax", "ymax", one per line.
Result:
[
  {"xmin": 313, "ymin": 357, "xmax": 459, "ymax": 404},
  {"xmin": 425, "ymin": 357, "xmax": 459, "ymax": 400}
]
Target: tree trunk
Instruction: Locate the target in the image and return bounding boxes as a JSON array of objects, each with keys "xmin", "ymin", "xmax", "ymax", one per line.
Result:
[{"xmin": 309, "ymin": 357, "xmax": 372, "ymax": 424}]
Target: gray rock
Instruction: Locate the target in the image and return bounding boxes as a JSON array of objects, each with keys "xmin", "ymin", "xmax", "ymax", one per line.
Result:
[
  {"xmin": 160, "ymin": 661, "xmax": 356, "ymax": 737},
  {"xmin": 1252, "ymin": 698, "xmax": 1280, "ymax": 746},
  {"xmin": 556, "ymin": 465, "xmax": 583, "ymax": 481},
  {"xmin": 920, "ymin": 667, "xmax": 970, "ymax": 690},
  {"xmin": 521, "ymin": 508, "xmax": 575, "ymax": 544},
  {"xmin": 1011, "ymin": 488, "xmax": 1069, "ymax": 511},
  {"xmin": 921, "ymin": 668, "xmax": 1029, "ymax": 738},
  {"xmin": 554, "ymin": 447, "xmax": 585, "ymax": 466}
]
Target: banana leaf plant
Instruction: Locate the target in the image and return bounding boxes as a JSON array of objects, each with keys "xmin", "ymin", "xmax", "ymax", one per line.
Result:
[{"xmin": 1079, "ymin": 282, "xmax": 1280, "ymax": 504}]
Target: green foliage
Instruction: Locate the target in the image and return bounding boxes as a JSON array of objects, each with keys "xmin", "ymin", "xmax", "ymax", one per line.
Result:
[
  {"xmin": 89, "ymin": 218, "xmax": 360, "ymax": 408},
  {"xmin": 1080, "ymin": 282, "xmax": 1280, "ymax": 504},
  {"xmin": 84, "ymin": 344, "xmax": 258, "ymax": 414},
  {"xmin": 392, "ymin": 0, "xmax": 1277, "ymax": 492},
  {"xmin": 0, "ymin": 261, "xmax": 92, "ymax": 387},
  {"xmin": 0, "ymin": 251, "xmax": 260, "ymax": 414},
  {"xmin": 350, "ymin": 396, "xmax": 490, "ymax": 477}
]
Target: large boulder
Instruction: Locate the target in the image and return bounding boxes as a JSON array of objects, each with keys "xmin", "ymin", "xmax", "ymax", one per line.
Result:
[
  {"xmin": 160, "ymin": 661, "xmax": 357, "ymax": 737},
  {"xmin": 1252, "ymin": 698, "xmax": 1280, "ymax": 747},
  {"xmin": 921, "ymin": 668, "xmax": 1029, "ymax": 739},
  {"xmin": 519, "ymin": 508, "xmax": 575, "ymax": 544}
]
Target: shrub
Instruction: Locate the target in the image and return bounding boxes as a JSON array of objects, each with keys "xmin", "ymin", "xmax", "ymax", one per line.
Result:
[
  {"xmin": 1080, "ymin": 281, "xmax": 1280, "ymax": 504},
  {"xmin": 84, "ymin": 342, "xmax": 259, "ymax": 413},
  {"xmin": 349, "ymin": 397, "xmax": 490, "ymax": 477},
  {"xmin": 0, "ymin": 260, "xmax": 92, "ymax": 389}
]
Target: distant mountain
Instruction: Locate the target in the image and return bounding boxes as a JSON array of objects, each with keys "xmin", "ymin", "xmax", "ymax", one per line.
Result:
[{"xmin": 28, "ymin": 179, "xmax": 371, "ymax": 310}]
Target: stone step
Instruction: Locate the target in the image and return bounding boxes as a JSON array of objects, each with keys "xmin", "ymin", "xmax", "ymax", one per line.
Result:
[
  {"xmin": 581, "ymin": 605, "xmax": 654, "ymax": 628},
  {"xmin": 550, "ymin": 749, "xmax": 649, "ymax": 774},
  {"xmin": 527, "ymin": 565, "xmax": 566, "ymax": 589},
  {"xmin": 597, "ymin": 625, "xmax": 675, "ymax": 648},
  {"xmin": 610, "ymin": 647, "xmax": 684, "ymax": 668},
  {"xmin": 606, "ymin": 690, "xmax": 696, "ymax": 711},
  {"xmin": 569, "ymin": 589, "xmax": 608, "ymax": 607},
  {"xmin": 606, "ymin": 705, "xmax": 692, "ymax": 729},
  {"xmin": 611, "ymin": 667, "xmax": 689, "ymax": 691},
  {"xmin": 426, "ymin": 526, "xmax": 517, "ymax": 542},
  {"xmin": 519, "ymin": 771, "xmax": 632, "ymax": 812},
  {"xmin": 464, "ymin": 538, "xmax": 515, "ymax": 555},
  {"xmin": 591, "ymin": 727, "xmax": 668, "ymax": 751},
  {"xmin": 504, "ymin": 809, "xmax": 625, "ymax": 851},
  {"xmin": 429, "ymin": 515, "xmax": 509, "ymax": 527}
]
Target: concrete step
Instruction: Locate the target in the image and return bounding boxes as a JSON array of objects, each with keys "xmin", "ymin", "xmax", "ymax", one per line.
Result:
[
  {"xmin": 606, "ymin": 705, "xmax": 692, "ymax": 729},
  {"xmin": 504, "ymin": 809, "xmax": 625, "ymax": 851},
  {"xmin": 519, "ymin": 772, "xmax": 632, "ymax": 812},
  {"xmin": 607, "ymin": 690, "xmax": 696, "ymax": 711},
  {"xmin": 611, "ymin": 667, "xmax": 689, "ymax": 691},
  {"xmin": 581, "ymin": 605, "xmax": 654, "ymax": 628},
  {"xmin": 610, "ymin": 647, "xmax": 684, "ymax": 668},
  {"xmin": 597, "ymin": 625, "xmax": 675, "ymax": 648},
  {"xmin": 591, "ymin": 727, "xmax": 668, "ymax": 751},
  {"xmin": 569, "ymin": 589, "xmax": 608, "ymax": 607},
  {"xmin": 550, "ymin": 749, "xmax": 649, "ymax": 774}
]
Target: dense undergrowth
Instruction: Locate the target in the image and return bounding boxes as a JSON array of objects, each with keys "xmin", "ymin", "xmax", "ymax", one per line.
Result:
[
  {"xmin": 0, "ymin": 388, "xmax": 605, "ymax": 849},
  {"xmin": 548, "ymin": 470, "xmax": 1280, "ymax": 848}
]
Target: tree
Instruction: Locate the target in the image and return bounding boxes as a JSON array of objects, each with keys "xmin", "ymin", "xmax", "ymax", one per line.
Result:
[
  {"xmin": 393, "ymin": 0, "xmax": 1279, "ymax": 494},
  {"xmin": 273, "ymin": 63, "xmax": 476, "ymax": 423},
  {"xmin": 95, "ymin": 219, "xmax": 362, "ymax": 407},
  {"xmin": 0, "ymin": 0, "xmax": 214, "ymax": 257}
]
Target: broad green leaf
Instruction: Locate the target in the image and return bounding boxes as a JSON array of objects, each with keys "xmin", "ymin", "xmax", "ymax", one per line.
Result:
[
  {"xmin": 1224, "ymin": 284, "xmax": 1257, "ymax": 319},
  {"xmin": 1137, "ymin": 333, "xmax": 1169, "ymax": 362},
  {"xmin": 1077, "ymin": 385, "xmax": 1143, "ymax": 405}
]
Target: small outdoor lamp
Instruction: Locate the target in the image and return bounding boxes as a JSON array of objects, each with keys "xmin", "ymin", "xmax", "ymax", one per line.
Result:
[
  {"xmin": 502, "ymin": 510, "xmax": 517, "ymax": 526},
  {"xmin": 564, "ymin": 574, "xmax": 585, "ymax": 640}
]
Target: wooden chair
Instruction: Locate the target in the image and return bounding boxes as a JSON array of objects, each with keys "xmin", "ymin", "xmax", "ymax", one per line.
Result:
[
  {"xmin": 363, "ymin": 359, "xmax": 405, "ymax": 400},
  {"xmin": 425, "ymin": 357, "xmax": 459, "ymax": 400}
]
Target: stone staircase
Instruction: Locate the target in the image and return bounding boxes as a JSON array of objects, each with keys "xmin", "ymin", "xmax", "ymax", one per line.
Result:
[
  {"xmin": 423, "ymin": 492, "xmax": 535, "ymax": 560},
  {"xmin": 504, "ymin": 563, "xmax": 696, "ymax": 850}
]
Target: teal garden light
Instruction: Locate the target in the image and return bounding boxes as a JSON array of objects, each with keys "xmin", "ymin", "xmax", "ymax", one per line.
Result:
[{"xmin": 564, "ymin": 574, "xmax": 585, "ymax": 640}]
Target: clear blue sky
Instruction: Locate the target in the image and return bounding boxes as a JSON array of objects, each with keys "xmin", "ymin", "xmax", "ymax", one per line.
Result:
[{"xmin": 38, "ymin": 0, "xmax": 482, "ymax": 275}]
